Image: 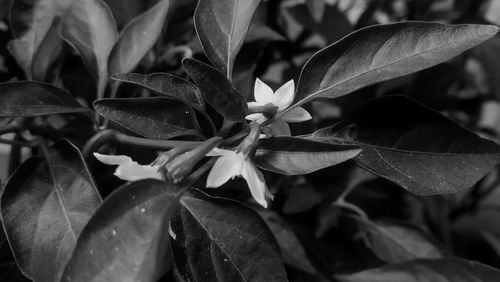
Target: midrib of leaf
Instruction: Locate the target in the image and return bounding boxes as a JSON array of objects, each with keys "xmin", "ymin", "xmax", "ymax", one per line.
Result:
[
  {"xmin": 226, "ymin": 0, "xmax": 239, "ymax": 80},
  {"xmin": 182, "ymin": 202, "xmax": 250, "ymax": 282},
  {"xmin": 275, "ymin": 32, "xmax": 491, "ymax": 121},
  {"xmin": 41, "ymin": 144, "xmax": 77, "ymax": 243}
]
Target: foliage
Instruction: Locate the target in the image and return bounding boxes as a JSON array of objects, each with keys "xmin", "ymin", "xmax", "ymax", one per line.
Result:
[{"xmin": 1, "ymin": 0, "xmax": 500, "ymax": 281}]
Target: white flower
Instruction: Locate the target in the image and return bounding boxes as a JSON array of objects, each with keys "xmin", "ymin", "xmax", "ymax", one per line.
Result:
[
  {"xmin": 206, "ymin": 148, "xmax": 273, "ymax": 208},
  {"xmin": 246, "ymin": 78, "xmax": 312, "ymax": 135},
  {"xmin": 93, "ymin": 153, "xmax": 162, "ymax": 181}
]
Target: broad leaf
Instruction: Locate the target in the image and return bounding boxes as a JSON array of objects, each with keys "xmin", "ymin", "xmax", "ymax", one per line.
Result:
[
  {"xmin": 258, "ymin": 209, "xmax": 317, "ymax": 274},
  {"xmin": 170, "ymin": 189, "xmax": 288, "ymax": 282},
  {"xmin": 336, "ymin": 258, "xmax": 500, "ymax": 282},
  {"xmin": 194, "ymin": 0, "xmax": 260, "ymax": 79},
  {"xmin": 293, "ymin": 22, "xmax": 498, "ymax": 109},
  {"xmin": 353, "ymin": 217, "xmax": 444, "ymax": 263},
  {"xmin": 183, "ymin": 58, "xmax": 247, "ymax": 121},
  {"xmin": 1, "ymin": 140, "xmax": 102, "ymax": 282},
  {"xmin": 61, "ymin": 179, "xmax": 183, "ymax": 282},
  {"xmin": 311, "ymin": 95, "xmax": 500, "ymax": 195},
  {"xmin": 8, "ymin": 0, "xmax": 71, "ymax": 80},
  {"xmin": 111, "ymin": 72, "xmax": 205, "ymax": 111},
  {"xmin": 254, "ymin": 136, "xmax": 362, "ymax": 175},
  {"xmin": 94, "ymin": 97, "xmax": 202, "ymax": 139},
  {"xmin": 108, "ymin": 0, "xmax": 170, "ymax": 74},
  {"xmin": 61, "ymin": 0, "xmax": 118, "ymax": 98},
  {"xmin": 0, "ymin": 81, "xmax": 89, "ymax": 117}
]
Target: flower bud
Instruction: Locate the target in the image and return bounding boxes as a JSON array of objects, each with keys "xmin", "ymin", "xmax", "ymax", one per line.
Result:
[
  {"xmin": 164, "ymin": 137, "xmax": 223, "ymax": 183},
  {"xmin": 236, "ymin": 122, "xmax": 261, "ymax": 159}
]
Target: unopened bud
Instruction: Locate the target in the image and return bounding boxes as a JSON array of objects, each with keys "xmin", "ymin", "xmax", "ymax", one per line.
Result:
[
  {"xmin": 164, "ymin": 137, "xmax": 223, "ymax": 183},
  {"xmin": 247, "ymin": 102, "xmax": 278, "ymax": 118}
]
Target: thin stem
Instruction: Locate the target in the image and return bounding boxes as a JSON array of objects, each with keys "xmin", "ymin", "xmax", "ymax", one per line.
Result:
[
  {"xmin": 334, "ymin": 199, "xmax": 369, "ymax": 220},
  {"xmin": 217, "ymin": 119, "xmax": 236, "ymax": 137},
  {"xmin": 223, "ymin": 129, "xmax": 248, "ymax": 146},
  {"xmin": 115, "ymin": 132, "xmax": 202, "ymax": 149},
  {"xmin": 0, "ymin": 138, "xmax": 38, "ymax": 147},
  {"xmin": 337, "ymin": 182, "xmax": 359, "ymax": 202}
]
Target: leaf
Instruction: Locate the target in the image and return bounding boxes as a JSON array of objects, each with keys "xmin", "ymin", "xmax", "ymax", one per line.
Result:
[
  {"xmin": 108, "ymin": 0, "xmax": 170, "ymax": 75},
  {"xmin": 0, "ymin": 81, "xmax": 89, "ymax": 117},
  {"xmin": 61, "ymin": 179, "xmax": 183, "ymax": 282},
  {"xmin": 311, "ymin": 95, "xmax": 500, "ymax": 195},
  {"xmin": 1, "ymin": 140, "xmax": 102, "ymax": 282},
  {"xmin": 353, "ymin": 217, "xmax": 445, "ymax": 263},
  {"xmin": 183, "ymin": 58, "xmax": 247, "ymax": 121},
  {"xmin": 293, "ymin": 22, "xmax": 499, "ymax": 108},
  {"xmin": 111, "ymin": 72, "xmax": 205, "ymax": 111},
  {"xmin": 94, "ymin": 97, "xmax": 202, "ymax": 139},
  {"xmin": 254, "ymin": 136, "xmax": 362, "ymax": 175},
  {"xmin": 305, "ymin": 0, "xmax": 326, "ymax": 22},
  {"xmin": 170, "ymin": 189, "xmax": 288, "ymax": 282},
  {"xmin": 257, "ymin": 209, "xmax": 317, "ymax": 274},
  {"xmin": 336, "ymin": 258, "xmax": 500, "ymax": 282},
  {"xmin": 61, "ymin": 0, "xmax": 118, "ymax": 98},
  {"xmin": 282, "ymin": 183, "xmax": 322, "ymax": 214},
  {"xmin": 8, "ymin": 0, "xmax": 72, "ymax": 80},
  {"xmin": 194, "ymin": 0, "xmax": 260, "ymax": 79}
]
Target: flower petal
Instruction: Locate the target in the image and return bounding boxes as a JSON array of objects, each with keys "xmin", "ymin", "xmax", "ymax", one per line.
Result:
[
  {"xmin": 94, "ymin": 153, "xmax": 132, "ymax": 165},
  {"xmin": 206, "ymin": 153, "xmax": 243, "ymax": 187},
  {"xmin": 281, "ymin": 107, "xmax": 312, "ymax": 122},
  {"xmin": 241, "ymin": 162, "xmax": 270, "ymax": 208},
  {"xmin": 254, "ymin": 78, "xmax": 274, "ymax": 104},
  {"xmin": 115, "ymin": 162, "xmax": 163, "ymax": 181},
  {"xmin": 206, "ymin": 147, "xmax": 231, "ymax": 157},
  {"xmin": 273, "ymin": 79, "xmax": 295, "ymax": 111},
  {"xmin": 270, "ymin": 119, "xmax": 291, "ymax": 136},
  {"xmin": 245, "ymin": 113, "xmax": 267, "ymax": 123}
]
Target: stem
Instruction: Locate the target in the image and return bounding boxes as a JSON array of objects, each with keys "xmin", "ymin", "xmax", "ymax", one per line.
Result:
[
  {"xmin": 336, "ymin": 183, "xmax": 359, "ymax": 202},
  {"xmin": 115, "ymin": 132, "xmax": 202, "ymax": 149},
  {"xmin": 217, "ymin": 119, "xmax": 236, "ymax": 137},
  {"xmin": 223, "ymin": 129, "xmax": 248, "ymax": 146},
  {"xmin": 82, "ymin": 129, "xmax": 117, "ymax": 161},
  {"xmin": 334, "ymin": 199, "xmax": 369, "ymax": 220},
  {"xmin": 8, "ymin": 134, "xmax": 23, "ymax": 176},
  {"xmin": 182, "ymin": 158, "xmax": 217, "ymax": 187},
  {"xmin": 0, "ymin": 138, "xmax": 38, "ymax": 147}
]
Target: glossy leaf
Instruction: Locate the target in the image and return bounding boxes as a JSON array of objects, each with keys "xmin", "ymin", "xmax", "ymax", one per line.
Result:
[
  {"xmin": 183, "ymin": 58, "xmax": 247, "ymax": 121},
  {"xmin": 254, "ymin": 136, "xmax": 362, "ymax": 175},
  {"xmin": 111, "ymin": 72, "xmax": 205, "ymax": 111},
  {"xmin": 258, "ymin": 209, "xmax": 317, "ymax": 274},
  {"xmin": 336, "ymin": 258, "xmax": 500, "ymax": 282},
  {"xmin": 0, "ymin": 81, "xmax": 89, "ymax": 117},
  {"xmin": 293, "ymin": 22, "xmax": 499, "ymax": 108},
  {"xmin": 194, "ymin": 0, "xmax": 260, "ymax": 79},
  {"xmin": 108, "ymin": 0, "xmax": 170, "ymax": 74},
  {"xmin": 94, "ymin": 97, "xmax": 202, "ymax": 139},
  {"xmin": 61, "ymin": 179, "xmax": 182, "ymax": 282},
  {"xmin": 311, "ymin": 95, "xmax": 500, "ymax": 195},
  {"xmin": 354, "ymin": 217, "xmax": 444, "ymax": 263},
  {"xmin": 1, "ymin": 140, "xmax": 102, "ymax": 282},
  {"xmin": 170, "ymin": 189, "xmax": 288, "ymax": 282},
  {"xmin": 8, "ymin": 0, "xmax": 70, "ymax": 80},
  {"xmin": 61, "ymin": 0, "xmax": 118, "ymax": 98}
]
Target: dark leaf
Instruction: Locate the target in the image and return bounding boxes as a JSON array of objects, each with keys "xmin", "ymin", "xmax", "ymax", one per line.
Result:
[
  {"xmin": 194, "ymin": 0, "xmax": 260, "ymax": 79},
  {"xmin": 1, "ymin": 140, "xmax": 102, "ymax": 282},
  {"xmin": 336, "ymin": 258, "xmax": 500, "ymax": 282},
  {"xmin": 258, "ymin": 209, "xmax": 317, "ymax": 274},
  {"xmin": 0, "ymin": 81, "xmax": 89, "ymax": 117},
  {"xmin": 254, "ymin": 136, "xmax": 362, "ymax": 175},
  {"xmin": 183, "ymin": 58, "xmax": 247, "ymax": 121},
  {"xmin": 61, "ymin": 0, "xmax": 118, "ymax": 98},
  {"xmin": 111, "ymin": 72, "xmax": 205, "ymax": 111},
  {"xmin": 94, "ymin": 97, "xmax": 202, "ymax": 139},
  {"xmin": 354, "ymin": 217, "xmax": 445, "ymax": 263},
  {"xmin": 311, "ymin": 95, "xmax": 500, "ymax": 195},
  {"xmin": 293, "ymin": 22, "xmax": 498, "ymax": 108},
  {"xmin": 282, "ymin": 183, "xmax": 322, "ymax": 214},
  {"xmin": 61, "ymin": 179, "xmax": 183, "ymax": 282},
  {"xmin": 108, "ymin": 0, "xmax": 170, "ymax": 74},
  {"xmin": 170, "ymin": 189, "xmax": 288, "ymax": 282}
]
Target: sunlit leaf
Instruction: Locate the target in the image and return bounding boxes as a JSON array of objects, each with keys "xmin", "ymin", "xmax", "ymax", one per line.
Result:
[
  {"xmin": 108, "ymin": 0, "xmax": 170, "ymax": 75},
  {"xmin": 170, "ymin": 189, "xmax": 288, "ymax": 282},
  {"xmin": 1, "ymin": 140, "xmax": 102, "ymax": 282},
  {"xmin": 111, "ymin": 72, "xmax": 205, "ymax": 111},
  {"xmin": 94, "ymin": 97, "xmax": 202, "ymax": 139},
  {"xmin": 61, "ymin": 0, "xmax": 118, "ymax": 98},
  {"xmin": 183, "ymin": 58, "xmax": 247, "ymax": 121},
  {"xmin": 292, "ymin": 22, "xmax": 498, "ymax": 109},
  {"xmin": 0, "ymin": 81, "xmax": 89, "ymax": 117},
  {"xmin": 310, "ymin": 95, "xmax": 500, "ymax": 195},
  {"xmin": 60, "ymin": 179, "xmax": 183, "ymax": 282},
  {"xmin": 194, "ymin": 0, "xmax": 260, "ymax": 79},
  {"xmin": 254, "ymin": 136, "xmax": 361, "ymax": 175},
  {"xmin": 336, "ymin": 258, "xmax": 500, "ymax": 282},
  {"xmin": 353, "ymin": 217, "xmax": 445, "ymax": 263}
]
